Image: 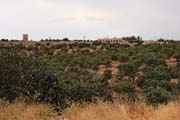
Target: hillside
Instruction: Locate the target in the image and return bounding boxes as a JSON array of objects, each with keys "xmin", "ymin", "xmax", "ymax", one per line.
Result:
[{"xmin": 0, "ymin": 40, "xmax": 180, "ymax": 119}]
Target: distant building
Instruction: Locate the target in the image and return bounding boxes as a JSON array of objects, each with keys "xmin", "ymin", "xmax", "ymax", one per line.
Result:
[
  {"xmin": 143, "ymin": 40, "xmax": 159, "ymax": 45},
  {"xmin": 22, "ymin": 34, "xmax": 28, "ymax": 42},
  {"xmin": 97, "ymin": 37, "xmax": 129, "ymax": 44}
]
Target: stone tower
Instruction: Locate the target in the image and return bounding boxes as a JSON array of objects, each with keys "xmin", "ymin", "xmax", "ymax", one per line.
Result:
[{"xmin": 22, "ymin": 34, "xmax": 28, "ymax": 42}]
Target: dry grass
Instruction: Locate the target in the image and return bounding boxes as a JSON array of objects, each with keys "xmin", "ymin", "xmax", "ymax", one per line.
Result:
[
  {"xmin": 63, "ymin": 101, "xmax": 180, "ymax": 120},
  {"xmin": 0, "ymin": 100, "xmax": 56, "ymax": 120},
  {"xmin": 1, "ymin": 101, "xmax": 180, "ymax": 120}
]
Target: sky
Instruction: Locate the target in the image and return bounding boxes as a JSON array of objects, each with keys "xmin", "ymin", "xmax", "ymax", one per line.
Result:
[{"xmin": 0, "ymin": 0, "xmax": 180, "ymax": 40}]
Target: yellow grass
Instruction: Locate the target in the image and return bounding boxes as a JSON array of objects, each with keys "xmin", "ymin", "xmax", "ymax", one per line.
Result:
[
  {"xmin": 1, "ymin": 101, "xmax": 180, "ymax": 120},
  {"xmin": 63, "ymin": 101, "xmax": 180, "ymax": 120},
  {"xmin": 0, "ymin": 101, "xmax": 56, "ymax": 120}
]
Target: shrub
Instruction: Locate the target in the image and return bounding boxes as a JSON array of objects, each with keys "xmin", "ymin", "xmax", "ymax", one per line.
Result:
[
  {"xmin": 113, "ymin": 81, "xmax": 136, "ymax": 102},
  {"xmin": 117, "ymin": 63, "xmax": 136, "ymax": 82},
  {"xmin": 63, "ymin": 38, "xmax": 69, "ymax": 41},
  {"xmin": 118, "ymin": 54, "xmax": 129, "ymax": 62},
  {"xmin": 137, "ymin": 66, "xmax": 171, "ymax": 89},
  {"xmin": 113, "ymin": 81, "xmax": 135, "ymax": 93},
  {"xmin": 104, "ymin": 70, "xmax": 112, "ymax": 79},
  {"xmin": 0, "ymin": 51, "xmax": 58, "ymax": 103},
  {"xmin": 92, "ymin": 41, "xmax": 102, "ymax": 46},
  {"xmin": 143, "ymin": 87, "xmax": 170, "ymax": 105}
]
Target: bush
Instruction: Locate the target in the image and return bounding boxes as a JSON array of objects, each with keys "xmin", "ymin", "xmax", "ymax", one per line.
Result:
[
  {"xmin": 104, "ymin": 70, "xmax": 112, "ymax": 79},
  {"xmin": 53, "ymin": 68, "xmax": 112, "ymax": 109},
  {"xmin": 113, "ymin": 81, "xmax": 136, "ymax": 102},
  {"xmin": 0, "ymin": 51, "xmax": 57, "ymax": 103},
  {"xmin": 117, "ymin": 63, "xmax": 136, "ymax": 82},
  {"xmin": 137, "ymin": 66, "xmax": 171, "ymax": 89},
  {"xmin": 0, "ymin": 51, "xmax": 112, "ymax": 110},
  {"xmin": 63, "ymin": 38, "xmax": 69, "ymax": 41},
  {"xmin": 143, "ymin": 87, "xmax": 170, "ymax": 105},
  {"xmin": 113, "ymin": 81, "xmax": 135, "ymax": 93},
  {"xmin": 92, "ymin": 41, "xmax": 102, "ymax": 46},
  {"xmin": 118, "ymin": 54, "xmax": 129, "ymax": 62}
]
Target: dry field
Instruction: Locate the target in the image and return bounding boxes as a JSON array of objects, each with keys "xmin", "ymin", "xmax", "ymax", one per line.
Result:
[
  {"xmin": 0, "ymin": 101, "xmax": 56, "ymax": 120},
  {"xmin": 63, "ymin": 101, "xmax": 180, "ymax": 120},
  {"xmin": 1, "ymin": 101, "xmax": 180, "ymax": 120}
]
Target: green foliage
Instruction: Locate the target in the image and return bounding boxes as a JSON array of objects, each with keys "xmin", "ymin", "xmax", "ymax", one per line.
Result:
[
  {"xmin": 117, "ymin": 63, "xmax": 136, "ymax": 82},
  {"xmin": 104, "ymin": 70, "xmax": 112, "ymax": 79},
  {"xmin": 113, "ymin": 81, "xmax": 136, "ymax": 102},
  {"xmin": 143, "ymin": 87, "xmax": 170, "ymax": 105},
  {"xmin": 1, "ymin": 40, "xmax": 180, "ymax": 108},
  {"xmin": 170, "ymin": 64, "xmax": 180, "ymax": 79},
  {"xmin": 92, "ymin": 41, "xmax": 102, "ymax": 46},
  {"xmin": 0, "ymin": 49, "xmax": 112, "ymax": 110},
  {"xmin": 118, "ymin": 54, "xmax": 129, "ymax": 62},
  {"xmin": 137, "ymin": 66, "xmax": 173, "ymax": 105},
  {"xmin": 122, "ymin": 36, "xmax": 143, "ymax": 44},
  {"xmin": 0, "ymin": 50, "xmax": 57, "ymax": 103},
  {"xmin": 62, "ymin": 38, "xmax": 69, "ymax": 41},
  {"xmin": 138, "ymin": 66, "xmax": 171, "ymax": 87},
  {"xmin": 114, "ymin": 81, "xmax": 135, "ymax": 93}
]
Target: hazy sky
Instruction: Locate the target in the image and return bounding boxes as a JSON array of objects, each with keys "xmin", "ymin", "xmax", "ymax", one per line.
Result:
[{"xmin": 0, "ymin": 0, "xmax": 180, "ymax": 40}]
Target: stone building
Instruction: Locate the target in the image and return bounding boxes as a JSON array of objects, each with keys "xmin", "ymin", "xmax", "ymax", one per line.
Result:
[
  {"xmin": 97, "ymin": 37, "xmax": 129, "ymax": 44},
  {"xmin": 22, "ymin": 34, "xmax": 28, "ymax": 42}
]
